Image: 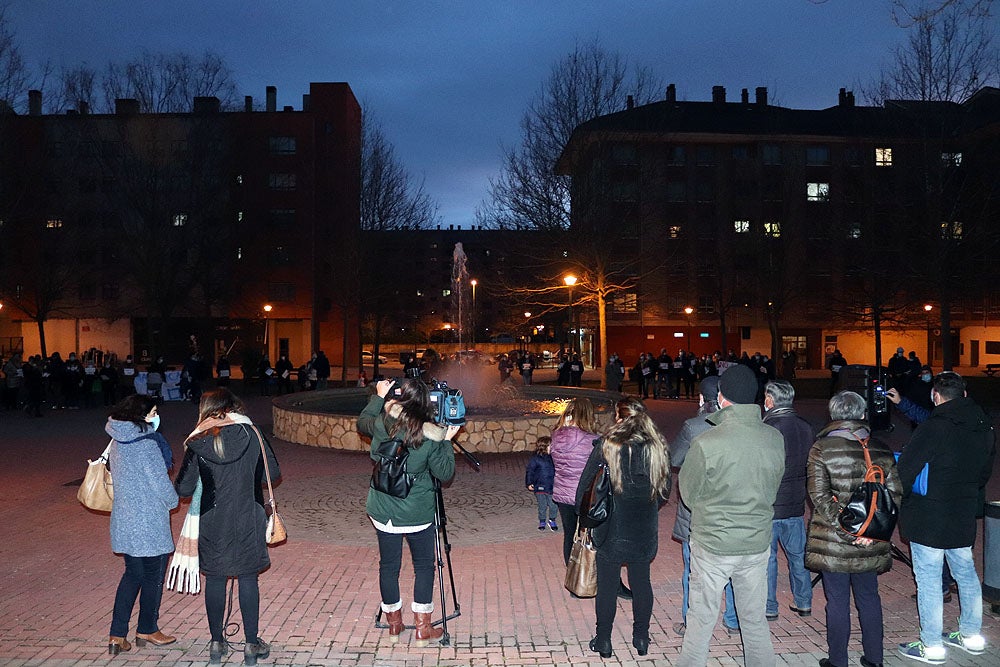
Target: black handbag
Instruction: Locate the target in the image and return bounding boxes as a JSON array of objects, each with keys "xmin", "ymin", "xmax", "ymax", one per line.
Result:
[
  {"xmin": 370, "ymin": 439, "xmax": 413, "ymax": 499},
  {"xmin": 837, "ymin": 438, "xmax": 898, "ymax": 542},
  {"xmin": 578, "ymin": 461, "xmax": 612, "ymax": 528}
]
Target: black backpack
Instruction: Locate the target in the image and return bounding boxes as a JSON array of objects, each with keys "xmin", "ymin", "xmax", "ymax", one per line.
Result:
[{"xmin": 370, "ymin": 439, "xmax": 412, "ymax": 499}]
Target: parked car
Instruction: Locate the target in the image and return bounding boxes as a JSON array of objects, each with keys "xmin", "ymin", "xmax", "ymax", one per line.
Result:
[{"xmin": 362, "ymin": 351, "xmax": 388, "ymax": 364}]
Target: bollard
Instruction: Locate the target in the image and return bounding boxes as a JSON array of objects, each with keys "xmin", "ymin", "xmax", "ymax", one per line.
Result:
[{"xmin": 985, "ymin": 501, "xmax": 1000, "ymax": 614}]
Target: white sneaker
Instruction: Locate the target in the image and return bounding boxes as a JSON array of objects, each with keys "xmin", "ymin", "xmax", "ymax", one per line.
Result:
[
  {"xmin": 898, "ymin": 641, "xmax": 946, "ymax": 664},
  {"xmin": 942, "ymin": 631, "xmax": 985, "ymax": 655}
]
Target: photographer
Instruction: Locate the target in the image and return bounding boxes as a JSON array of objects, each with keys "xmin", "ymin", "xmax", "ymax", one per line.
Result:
[{"xmin": 359, "ymin": 378, "xmax": 459, "ymax": 647}]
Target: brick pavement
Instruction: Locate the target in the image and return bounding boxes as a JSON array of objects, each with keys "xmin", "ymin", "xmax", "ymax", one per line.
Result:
[{"xmin": 1, "ymin": 386, "xmax": 998, "ymax": 666}]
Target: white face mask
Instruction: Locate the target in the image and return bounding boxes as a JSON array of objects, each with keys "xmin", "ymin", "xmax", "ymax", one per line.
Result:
[{"xmin": 146, "ymin": 414, "xmax": 160, "ymax": 431}]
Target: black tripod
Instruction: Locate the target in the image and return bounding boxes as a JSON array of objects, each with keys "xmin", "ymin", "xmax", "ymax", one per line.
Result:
[{"xmin": 374, "ymin": 440, "xmax": 480, "ymax": 647}]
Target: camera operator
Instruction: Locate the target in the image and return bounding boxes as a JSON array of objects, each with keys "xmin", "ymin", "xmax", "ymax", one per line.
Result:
[{"xmin": 359, "ymin": 378, "xmax": 460, "ymax": 647}]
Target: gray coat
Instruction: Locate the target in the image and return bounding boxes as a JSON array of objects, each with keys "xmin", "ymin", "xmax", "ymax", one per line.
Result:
[
  {"xmin": 107, "ymin": 419, "xmax": 178, "ymax": 557},
  {"xmin": 670, "ymin": 407, "xmax": 715, "ymax": 542}
]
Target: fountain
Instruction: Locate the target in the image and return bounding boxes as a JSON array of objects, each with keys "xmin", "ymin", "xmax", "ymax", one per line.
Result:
[{"xmin": 271, "ymin": 243, "xmax": 618, "ymax": 452}]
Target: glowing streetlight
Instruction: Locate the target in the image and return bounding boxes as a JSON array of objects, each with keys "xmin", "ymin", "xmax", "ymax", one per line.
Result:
[
  {"xmin": 924, "ymin": 304, "xmax": 934, "ymax": 365},
  {"xmin": 263, "ymin": 304, "xmax": 273, "ymax": 348},
  {"xmin": 683, "ymin": 306, "xmax": 694, "ymax": 350},
  {"xmin": 564, "ymin": 275, "xmax": 578, "ymax": 353},
  {"xmin": 470, "ymin": 279, "xmax": 478, "ymax": 344}
]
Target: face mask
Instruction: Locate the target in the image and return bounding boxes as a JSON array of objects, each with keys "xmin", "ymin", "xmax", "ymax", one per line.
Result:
[
  {"xmin": 921, "ymin": 374, "xmax": 932, "ymax": 382},
  {"xmin": 147, "ymin": 414, "xmax": 160, "ymax": 431}
]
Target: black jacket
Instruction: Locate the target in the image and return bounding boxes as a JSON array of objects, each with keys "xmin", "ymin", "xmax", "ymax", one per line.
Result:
[
  {"xmin": 763, "ymin": 407, "xmax": 815, "ymax": 519},
  {"xmin": 897, "ymin": 397, "xmax": 995, "ymax": 549},
  {"xmin": 176, "ymin": 423, "xmax": 281, "ymax": 576}
]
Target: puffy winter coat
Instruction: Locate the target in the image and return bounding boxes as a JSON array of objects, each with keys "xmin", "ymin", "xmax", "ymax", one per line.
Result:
[
  {"xmin": 175, "ymin": 423, "xmax": 280, "ymax": 577},
  {"xmin": 897, "ymin": 397, "xmax": 995, "ymax": 549},
  {"xmin": 550, "ymin": 425, "xmax": 600, "ymax": 505},
  {"xmin": 525, "ymin": 453, "xmax": 555, "ymax": 493},
  {"xmin": 805, "ymin": 421, "xmax": 901, "ymax": 574},
  {"xmin": 107, "ymin": 419, "xmax": 178, "ymax": 557}
]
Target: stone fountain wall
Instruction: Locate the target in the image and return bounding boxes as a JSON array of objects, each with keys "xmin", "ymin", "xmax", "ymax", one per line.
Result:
[{"xmin": 271, "ymin": 386, "xmax": 617, "ymax": 452}]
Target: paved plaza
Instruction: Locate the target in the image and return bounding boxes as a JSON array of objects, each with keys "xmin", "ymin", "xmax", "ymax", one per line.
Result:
[{"xmin": 2, "ymin": 375, "xmax": 999, "ymax": 666}]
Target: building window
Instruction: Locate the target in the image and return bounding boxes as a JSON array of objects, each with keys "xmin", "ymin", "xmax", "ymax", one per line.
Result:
[
  {"xmin": 442, "ymin": 289, "xmax": 451, "ymax": 297},
  {"xmin": 875, "ymin": 147, "xmax": 893, "ymax": 167},
  {"xmin": 45, "ymin": 217, "xmax": 64, "ymax": 229},
  {"xmin": 268, "ymin": 136, "xmax": 297, "ymax": 155},
  {"xmin": 806, "ymin": 145, "xmax": 831, "ymax": 166},
  {"xmin": 79, "ymin": 283, "xmax": 96, "ymax": 301},
  {"xmin": 941, "ymin": 152, "xmax": 963, "ymax": 167},
  {"xmin": 665, "ymin": 181, "xmax": 686, "ymax": 202},
  {"xmin": 695, "ymin": 181, "xmax": 714, "ymax": 202},
  {"xmin": 235, "ymin": 174, "xmax": 243, "ymax": 185},
  {"xmin": 807, "ymin": 182, "xmax": 830, "ymax": 202},
  {"xmin": 236, "ymin": 247, "xmax": 243, "ymax": 260},
  {"xmin": 611, "ymin": 292, "xmax": 638, "ymax": 313},
  {"xmin": 764, "ymin": 220, "xmax": 781, "ymax": 237},
  {"xmin": 666, "ymin": 146, "xmax": 685, "ymax": 166},
  {"xmin": 696, "ymin": 145, "xmax": 715, "ymax": 165},
  {"xmin": 612, "ymin": 180, "xmax": 638, "ymax": 201},
  {"xmin": 268, "ymin": 209, "xmax": 296, "ymax": 226},
  {"xmin": 941, "ymin": 221, "xmax": 963, "ymax": 239},
  {"xmin": 270, "ymin": 246, "xmax": 292, "ymax": 265},
  {"xmin": 847, "ymin": 222, "xmax": 862, "ymax": 239},
  {"xmin": 731, "ymin": 145, "xmax": 749, "ymax": 160},
  {"xmin": 669, "ymin": 225, "xmax": 682, "ymax": 238},
  {"xmin": 416, "ymin": 290, "xmax": 424, "ymax": 297},
  {"xmin": 268, "ymin": 173, "xmax": 297, "ymax": 191},
  {"xmin": 267, "ymin": 282, "xmax": 296, "ymax": 302},
  {"xmin": 172, "ymin": 213, "xmax": 188, "ymax": 227},
  {"xmin": 698, "ymin": 295, "xmax": 715, "ymax": 313},
  {"xmin": 845, "ymin": 146, "xmax": 863, "ymax": 166},
  {"xmin": 733, "ymin": 219, "xmax": 750, "ymax": 233},
  {"xmin": 611, "ymin": 143, "xmax": 637, "ymax": 165},
  {"xmin": 102, "ymin": 283, "xmax": 120, "ymax": 300},
  {"xmin": 236, "ymin": 211, "xmax": 244, "ymax": 222},
  {"xmin": 761, "ymin": 144, "xmax": 781, "ymax": 165}
]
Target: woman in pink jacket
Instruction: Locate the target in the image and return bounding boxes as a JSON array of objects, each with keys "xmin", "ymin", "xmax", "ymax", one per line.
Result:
[{"xmin": 550, "ymin": 398, "xmax": 599, "ymax": 563}]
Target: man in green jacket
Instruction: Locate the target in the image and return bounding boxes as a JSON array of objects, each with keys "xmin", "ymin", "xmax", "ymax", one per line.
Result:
[{"xmin": 678, "ymin": 364, "xmax": 785, "ymax": 667}]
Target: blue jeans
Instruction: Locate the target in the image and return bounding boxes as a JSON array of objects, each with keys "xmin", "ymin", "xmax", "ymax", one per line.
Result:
[
  {"xmin": 767, "ymin": 516, "xmax": 813, "ymax": 615},
  {"xmin": 681, "ymin": 541, "xmax": 738, "ymax": 629},
  {"xmin": 110, "ymin": 553, "xmax": 169, "ymax": 637},
  {"xmin": 911, "ymin": 542, "xmax": 983, "ymax": 647},
  {"xmin": 535, "ymin": 492, "xmax": 557, "ymax": 522}
]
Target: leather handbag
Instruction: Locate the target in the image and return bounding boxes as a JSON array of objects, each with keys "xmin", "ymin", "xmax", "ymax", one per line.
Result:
[
  {"xmin": 838, "ymin": 438, "xmax": 898, "ymax": 542},
  {"xmin": 78, "ymin": 440, "xmax": 114, "ymax": 512},
  {"xmin": 564, "ymin": 523, "xmax": 598, "ymax": 597},
  {"xmin": 370, "ymin": 439, "xmax": 413, "ymax": 499},
  {"xmin": 578, "ymin": 461, "xmax": 612, "ymax": 528},
  {"xmin": 250, "ymin": 425, "xmax": 287, "ymax": 545}
]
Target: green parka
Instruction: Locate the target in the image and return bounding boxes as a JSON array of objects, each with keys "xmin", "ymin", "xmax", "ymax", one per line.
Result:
[{"xmin": 359, "ymin": 394, "xmax": 456, "ymax": 527}]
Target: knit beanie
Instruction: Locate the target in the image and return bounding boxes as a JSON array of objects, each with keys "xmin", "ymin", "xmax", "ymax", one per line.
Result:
[
  {"xmin": 699, "ymin": 375, "xmax": 720, "ymax": 402},
  {"xmin": 719, "ymin": 365, "xmax": 758, "ymax": 404}
]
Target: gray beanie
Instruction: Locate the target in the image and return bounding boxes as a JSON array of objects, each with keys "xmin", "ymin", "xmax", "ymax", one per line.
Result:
[
  {"xmin": 699, "ymin": 375, "xmax": 720, "ymax": 401},
  {"xmin": 719, "ymin": 365, "xmax": 758, "ymax": 404}
]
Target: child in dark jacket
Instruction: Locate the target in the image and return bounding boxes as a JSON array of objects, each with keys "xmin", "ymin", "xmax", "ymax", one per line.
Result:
[{"xmin": 525, "ymin": 435, "xmax": 558, "ymax": 531}]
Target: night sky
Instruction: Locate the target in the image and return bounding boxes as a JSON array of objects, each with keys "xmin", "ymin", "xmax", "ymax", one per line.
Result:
[{"xmin": 9, "ymin": 1, "xmax": 914, "ymax": 228}]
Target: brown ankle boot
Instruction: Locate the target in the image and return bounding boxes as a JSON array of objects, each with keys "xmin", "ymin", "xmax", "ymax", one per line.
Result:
[
  {"xmin": 108, "ymin": 636, "xmax": 131, "ymax": 655},
  {"xmin": 413, "ymin": 611, "xmax": 443, "ymax": 647},
  {"xmin": 385, "ymin": 609, "xmax": 404, "ymax": 643}
]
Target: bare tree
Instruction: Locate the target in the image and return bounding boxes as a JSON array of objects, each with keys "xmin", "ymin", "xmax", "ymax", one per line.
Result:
[
  {"xmin": 102, "ymin": 51, "xmax": 239, "ymax": 113},
  {"xmin": 0, "ymin": 6, "xmax": 30, "ymax": 110},
  {"xmin": 890, "ymin": 0, "xmax": 995, "ymax": 26},
  {"xmin": 48, "ymin": 64, "xmax": 98, "ymax": 113}
]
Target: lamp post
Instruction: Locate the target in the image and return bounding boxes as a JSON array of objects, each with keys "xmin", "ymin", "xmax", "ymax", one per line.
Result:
[
  {"xmin": 470, "ymin": 279, "xmax": 477, "ymax": 344},
  {"xmin": 684, "ymin": 306, "xmax": 694, "ymax": 352},
  {"xmin": 924, "ymin": 304, "xmax": 934, "ymax": 366},
  {"xmin": 564, "ymin": 274, "xmax": 577, "ymax": 353},
  {"xmin": 263, "ymin": 304, "xmax": 272, "ymax": 352},
  {"xmin": 523, "ymin": 311, "xmax": 532, "ymax": 354}
]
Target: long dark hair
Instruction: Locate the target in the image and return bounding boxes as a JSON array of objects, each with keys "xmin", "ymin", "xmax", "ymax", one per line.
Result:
[
  {"xmin": 602, "ymin": 397, "xmax": 671, "ymax": 500},
  {"xmin": 197, "ymin": 387, "xmax": 246, "ymax": 421},
  {"xmin": 386, "ymin": 379, "xmax": 432, "ymax": 447},
  {"xmin": 109, "ymin": 394, "xmax": 157, "ymax": 431}
]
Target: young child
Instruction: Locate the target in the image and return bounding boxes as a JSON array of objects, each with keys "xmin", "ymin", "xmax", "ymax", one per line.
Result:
[{"xmin": 525, "ymin": 435, "xmax": 558, "ymax": 531}]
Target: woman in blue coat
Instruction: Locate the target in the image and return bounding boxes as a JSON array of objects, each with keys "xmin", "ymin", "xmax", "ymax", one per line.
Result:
[{"xmin": 106, "ymin": 394, "xmax": 178, "ymax": 655}]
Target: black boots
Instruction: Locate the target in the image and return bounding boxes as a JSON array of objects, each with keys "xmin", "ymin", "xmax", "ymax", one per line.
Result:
[{"xmin": 243, "ymin": 638, "xmax": 270, "ymax": 666}]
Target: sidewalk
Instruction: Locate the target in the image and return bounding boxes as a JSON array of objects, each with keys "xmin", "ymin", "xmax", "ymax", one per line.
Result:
[{"xmin": 0, "ymin": 387, "xmax": 997, "ymax": 666}]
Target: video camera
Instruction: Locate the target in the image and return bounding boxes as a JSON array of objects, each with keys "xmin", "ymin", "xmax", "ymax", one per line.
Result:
[{"xmin": 386, "ymin": 377, "xmax": 466, "ymax": 426}]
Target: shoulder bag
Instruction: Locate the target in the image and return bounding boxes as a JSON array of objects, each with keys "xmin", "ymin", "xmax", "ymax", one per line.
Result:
[
  {"xmin": 250, "ymin": 425, "xmax": 286, "ymax": 545},
  {"xmin": 837, "ymin": 438, "xmax": 898, "ymax": 542},
  {"xmin": 578, "ymin": 460, "xmax": 612, "ymax": 528},
  {"xmin": 78, "ymin": 440, "xmax": 114, "ymax": 512},
  {"xmin": 564, "ymin": 521, "xmax": 598, "ymax": 597}
]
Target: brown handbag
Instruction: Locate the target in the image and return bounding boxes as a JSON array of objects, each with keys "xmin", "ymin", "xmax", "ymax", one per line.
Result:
[
  {"xmin": 249, "ymin": 425, "xmax": 287, "ymax": 545},
  {"xmin": 78, "ymin": 441, "xmax": 114, "ymax": 512},
  {"xmin": 564, "ymin": 522, "xmax": 598, "ymax": 597}
]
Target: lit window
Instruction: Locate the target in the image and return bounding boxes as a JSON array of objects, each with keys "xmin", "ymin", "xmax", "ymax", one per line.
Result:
[
  {"xmin": 237, "ymin": 211, "xmax": 244, "ymax": 222},
  {"xmin": 941, "ymin": 152, "xmax": 963, "ymax": 167},
  {"xmin": 268, "ymin": 173, "xmax": 297, "ymax": 191},
  {"xmin": 764, "ymin": 220, "xmax": 781, "ymax": 237},
  {"xmin": 733, "ymin": 219, "xmax": 750, "ymax": 233},
  {"xmin": 235, "ymin": 174, "xmax": 243, "ymax": 185},
  {"xmin": 940, "ymin": 221, "xmax": 963, "ymax": 239},
  {"xmin": 236, "ymin": 247, "xmax": 243, "ymax": 259},
  {"xmin": 875, "ymin": 147, "xmax": 893, "ymax": 167},
  {"xmin": 172, "ymin": 213, "xmax": 188, "ymax": 227},
  {"xmin": 442, "ymin": 289, "xmax": 451, "ymax": 297},
  {"xmin": 807, "ymin": 182, "xmax": 830, "ymax": 202},
  {"xmin": 416, "ymin": 290, "xmax": 424, "ymax": 297},
  {"xmin": 612, "ymin": 292, "xmax": 638, "ymax": 313},
  {"xmin": 46, "ymin": 218, "xmax": 63, "ymax": 229},
  {"xmin": 669, "ymin": 225, "xmax": 682, "ymax": 238},
  {"xmin": 806, "ymin": 146, "xmax": 831, "ymax": 166},
  {"xmin": 268, "ymin": 136, "xmax": 296, "ymax": 155},
  {"xmin": 848, "ymin": 222, "xmax": 862, "ymax": 239}
]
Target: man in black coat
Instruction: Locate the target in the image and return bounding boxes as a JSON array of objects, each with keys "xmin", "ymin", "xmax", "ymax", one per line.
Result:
[
  {"xmin": 896, "ymin": 371, "xmax": 995, "ymax": 663},
  {"xmin": 762, "ymin": 380, "xmax": 815, "ymax": 622}
]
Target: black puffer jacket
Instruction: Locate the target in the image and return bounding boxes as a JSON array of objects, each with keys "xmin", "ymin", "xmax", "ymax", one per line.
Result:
[
  {"xmin": 804, "ymin": 421, "xmax": 902, "ymax": 574},
  {"xmin": 176, "ymin": 423, "xmax": 281, "ymax": 577},
  {"xmin": 897, "ymin": 397, "xmax": 995, "ymax": 549}
]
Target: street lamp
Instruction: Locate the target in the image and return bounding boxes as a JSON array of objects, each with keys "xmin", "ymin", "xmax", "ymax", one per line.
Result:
[
  {"xmin": 684, "ymin": 306, "xmax": 694, "ymax": 351},
  {"xmin": 924, "ymin": 304, "xmax": 934, "ymax": 365},
  {"xmin": 263, "ymin": 304, "xmax": 273, "ymax": 350},
  {"xmin": 470, "ymin": 279, "xmax": 477, "ymax": 344},
  {"xmin": 524, "ymin": 311, "xmax": 532, "ymax": 353},
  {"xmin": 564, "ymin": 275, "xmax": 577, "ymax": 353}
]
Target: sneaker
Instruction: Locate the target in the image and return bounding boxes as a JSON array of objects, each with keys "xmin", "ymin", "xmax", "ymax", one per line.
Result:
[
  {"xmin": 538, "ymin": 521, "xmax": 546, "ymax": 531},
  {"xmin": 941, "ymin": 631, "xmax": 985, "ymax": 655},
  {"xmin": 548, "ymin": 520, "xmax": 558, "ymax": 532},
  {"xmin": 898, "ymin": 641, "xmax": 946, "ymax": 664},
  {"xmin": 672, "ymin": 622, "xmax": 686, "ymax": 637}
]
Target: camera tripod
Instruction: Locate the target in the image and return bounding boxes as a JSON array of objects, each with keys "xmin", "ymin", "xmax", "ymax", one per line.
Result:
[{"xmin": 373, "ymin": 441, "xmax": 480, "ymax": 647}]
